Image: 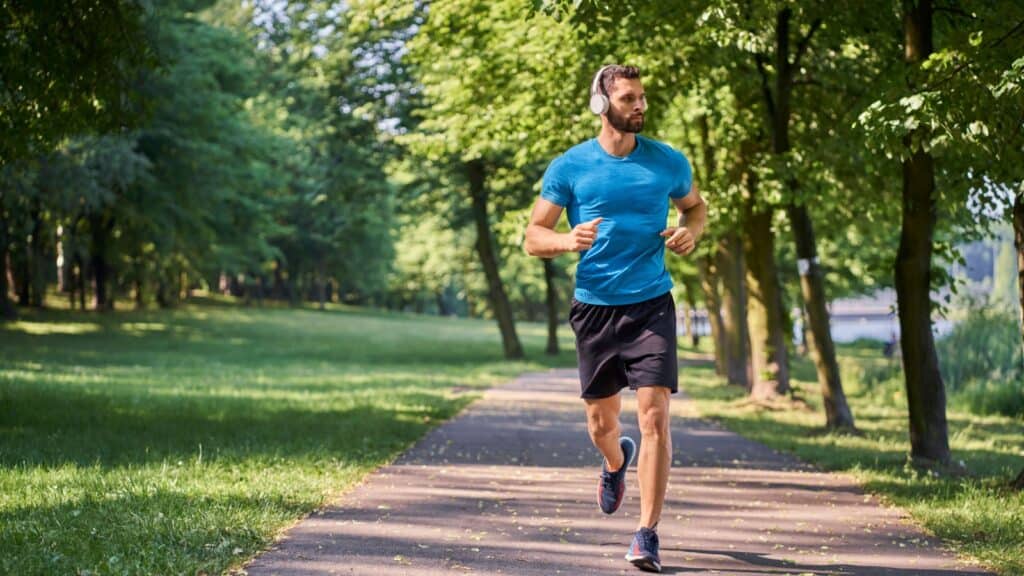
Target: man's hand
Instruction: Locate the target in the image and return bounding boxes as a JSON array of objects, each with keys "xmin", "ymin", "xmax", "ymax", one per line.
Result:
[
  {"xmin": 564, "ymin": 217, "xmax": 603, "ymax": 252},
  {"xmin": 660, "ymin": 226, "xmax": 696, "ymax": 256}
]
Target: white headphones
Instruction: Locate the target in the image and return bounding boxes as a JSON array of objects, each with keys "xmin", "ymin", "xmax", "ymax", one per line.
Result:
[{"xmin": 588, "ymin": 65, "xmax": 647, "ymax": 116}]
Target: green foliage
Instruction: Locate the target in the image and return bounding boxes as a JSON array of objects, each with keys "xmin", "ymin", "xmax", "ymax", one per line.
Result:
[
  {"xmin": 936, "ymin": 301, "xmax": 1023, "ymax": 416},
  {"xmin": 0, "ymin": 0, "xmax": 155, "ymax": 163}
]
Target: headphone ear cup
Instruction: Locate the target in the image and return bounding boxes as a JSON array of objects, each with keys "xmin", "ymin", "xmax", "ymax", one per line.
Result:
[{"xmin": 589, "ymin": 93, "xmax": 609, "ymax": 115}]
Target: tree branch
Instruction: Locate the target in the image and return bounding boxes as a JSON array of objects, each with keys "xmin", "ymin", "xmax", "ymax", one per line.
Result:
[
  {"xmin": 792, "ymin": 18, "xmax": 823, "ymax": 71},
  {"xmin": 933, "ymin": 5, "xmax": 976, "ymax": 20},
  {"xmin": 755, "ymin": 53, "xmax": 776, "ymax": 120},
  {"xmin": 922, "ymin": 18, "xmax": 1024, "ymax": 91},
  {"xmin": 793, "ymin": 77, "xmax": 822, "ymax": 87}
]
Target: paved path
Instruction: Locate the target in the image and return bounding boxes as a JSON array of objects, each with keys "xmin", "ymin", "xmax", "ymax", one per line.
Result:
[{"xmin": 242, "ymin": 369, "xmax": 992, "ymax": 575}]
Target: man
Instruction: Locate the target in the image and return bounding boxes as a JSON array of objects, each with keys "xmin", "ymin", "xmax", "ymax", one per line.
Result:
[{"xmin": 524, "ymin": 65, "xmax": 706, "ymax": 573}]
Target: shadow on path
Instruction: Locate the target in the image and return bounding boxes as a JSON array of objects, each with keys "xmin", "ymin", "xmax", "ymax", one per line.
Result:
[{"xmin": 242, "ymin": 370, "xmax": 992, "ymax": 576}]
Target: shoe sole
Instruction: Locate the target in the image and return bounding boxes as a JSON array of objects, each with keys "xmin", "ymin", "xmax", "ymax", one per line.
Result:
[
  {"xmin": 625, "ymin": 554, "xmax": 662, "ymax": 573},
  {"xmin": 622, "ymin": 553, "xmax": 663, "ymax": 569}
]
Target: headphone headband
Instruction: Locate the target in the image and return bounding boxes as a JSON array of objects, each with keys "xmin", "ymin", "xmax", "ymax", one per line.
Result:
[{"xmin": 590, "ymin": 65, "xmax": 614, "ymax": 98}]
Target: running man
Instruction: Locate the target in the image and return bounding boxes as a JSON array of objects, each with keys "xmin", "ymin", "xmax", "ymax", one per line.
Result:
[{"xmin": 524, "ymin": 64, "xmax": 706, "ymax": 573}]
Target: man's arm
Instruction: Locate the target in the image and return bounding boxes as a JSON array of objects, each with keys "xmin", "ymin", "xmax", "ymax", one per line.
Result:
[
  {"xmin": 660, "ymin": 182, "xmax": 707, "ymax": 256},
  {"xmin": 524, "ymin": 198, "xmax": 602, "ymax": 258}
]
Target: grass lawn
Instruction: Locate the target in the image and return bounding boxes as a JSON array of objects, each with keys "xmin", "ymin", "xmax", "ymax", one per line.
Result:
[
  {"xmin": 0, "ymin": 297, "xmax": 576, "ymax": 575},
  {"xmin": 676, "ymin": 340, "xmax": 1024, "ymax": 576}
]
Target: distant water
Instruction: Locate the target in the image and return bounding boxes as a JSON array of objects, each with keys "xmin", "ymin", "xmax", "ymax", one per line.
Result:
[{"xmin": 826, "ymin": 315, "xmax": 955, "ymax": 343}]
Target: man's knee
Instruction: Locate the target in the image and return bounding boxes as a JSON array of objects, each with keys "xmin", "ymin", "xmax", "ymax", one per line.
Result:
[
  {"xmin": 637, "ymin": 392, "xmax": 670, "ymax": 440},
  {"xmin": 587, "ymin": 410, "xmax": 619, "ymax": 438}
]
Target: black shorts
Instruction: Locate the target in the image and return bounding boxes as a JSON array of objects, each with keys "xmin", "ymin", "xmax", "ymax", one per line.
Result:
[{"xmin": 568, "ymin": 291, "xmax": 679, "ymax": 399}]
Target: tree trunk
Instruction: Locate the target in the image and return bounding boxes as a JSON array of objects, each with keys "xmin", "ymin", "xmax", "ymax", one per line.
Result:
[
  {"xmin": 68, "ymin": 260, "xmax": 77, "ymax": 310},
  {"xmin": 698, "ymin": 251, "xmax": 727, "ymax": 376},
  {"xmin": 677, "ymin": 288, "xmax": 692, "ymax": 345},
  {"xmin": 77, "ymin": 255, "xmax": 87, "ymax": 311},
  {"xmin": 682, "ymin": 276, "xmax": 700, "ymax": 347},
  {"xmin": 316, "ymin": 259, "xmax": 327, "ymax": 311},
  {"xmin": 543, "ymin": 258, "xmax": 560, "ymax": 355},
  {"xmin": 719, "ymin": 232, "xmax": 751, "ymax": 388},
  {"xmin": 273, "ymin": 258, "xmax": 286, "ymax": 301},
  {"xmin": 1014, "ymin": 186, "xmax": 1023, "ymax": 375},
  {"xmin": 762, "ymin": 7, "xmax": 852, "ymax": 425},
  {"xmin": 466, "ymin": 159, "xmax": 524, "ymax": 360},
  {"xmin": 695, "ymin": 113, "xmax": 728, "ymax": 373},
  {"xmin": 743, "ymin": 203, "xmax": 790, "ymax": 399},
  {"xmin": 796, "ymin": 302, "xmax": 810, "ymax": 356},
  {"xmin": 134, "ymin": 256, "xmax": 145, "ymax": 309},
  {"xmin": 789, "ymin": 204, "xmax": 856, "ymax": 430},
  {"xmin": 15, "ymin": 244, "xmax": 29, "ymax": 307},
  {"xmin": 0, "ymin": 218, "xmax": 16, "ymax": 321},
  {"xmin": 56, "ymin": 225, "xmax": 67, "ymax": 294},
  {"xmin": 897, "ymin": 0, "xmax": 950, "ymax": 466},
  {"xmin": 90, "ymin": 214, "xmax": 114, "ymax": 312},
  {"xmin": 28, "ymin": 206, "xmax": 46, "ymax": 308}
]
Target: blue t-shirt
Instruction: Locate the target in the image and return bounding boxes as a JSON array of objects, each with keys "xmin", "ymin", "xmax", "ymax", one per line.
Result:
[{"xmin": 540, "ymin": 135, "xmax": 693, "ymax": 306}]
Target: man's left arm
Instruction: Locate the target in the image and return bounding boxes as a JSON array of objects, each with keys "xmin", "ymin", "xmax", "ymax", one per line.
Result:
[{"xmin": 661, "ymin": 182, "xmax": 707, "ymax": 256}]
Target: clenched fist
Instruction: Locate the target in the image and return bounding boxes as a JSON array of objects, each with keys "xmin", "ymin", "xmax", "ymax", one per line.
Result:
[
  {"xmin": 564, "ymin": 217, "xmax": 603, "ymax": 252},
  {"xmin": 660, "ymin": 226, "xmax": 696, "ymax": 256}
]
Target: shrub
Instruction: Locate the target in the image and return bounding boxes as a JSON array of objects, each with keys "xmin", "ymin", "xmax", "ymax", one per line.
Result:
[{"xmin": 936, "ymin": 303, "xmax": 1023, "ymax": 417}]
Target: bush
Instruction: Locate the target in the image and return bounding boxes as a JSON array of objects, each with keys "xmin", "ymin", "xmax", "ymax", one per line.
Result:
[
  {"xmin": 948, "ymin": 376, "xmax": 1024, "ymax": 418},
  {"xmin": 936, "ymin": 303, "xmax": 1023, "ymax": 417}
]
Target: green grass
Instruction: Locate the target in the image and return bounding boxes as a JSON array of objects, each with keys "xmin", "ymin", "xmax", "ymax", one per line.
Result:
[
  {"xmin": 676, "ymin": 340, "xmax": 1024, "ymax": 576},
  {"xmin": 0, "ymin": 297, "xmax": 576, "ymax": 575}
]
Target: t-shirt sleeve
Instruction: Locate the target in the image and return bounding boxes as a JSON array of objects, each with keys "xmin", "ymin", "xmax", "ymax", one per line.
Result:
[
  {"xmin": 669, "ymin": 151, "xmax": 693, "ymax": 199},
  {"xmin": 540, "ymin": 156, "xmax": 572, "ymax": 207}
]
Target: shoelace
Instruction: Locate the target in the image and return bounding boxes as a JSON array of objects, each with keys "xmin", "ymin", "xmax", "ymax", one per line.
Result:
[{"xmin": 601, "ymin": 470, "xmax": 617, "ymax": 490}]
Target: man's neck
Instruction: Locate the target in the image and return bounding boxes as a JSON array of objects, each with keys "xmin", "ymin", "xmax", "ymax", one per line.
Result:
[{"xmin": 597, "ymin": 126, "xmax": 637, "ymax": 158}]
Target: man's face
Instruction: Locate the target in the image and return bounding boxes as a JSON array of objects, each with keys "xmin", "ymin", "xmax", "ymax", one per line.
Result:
[{"xmin": 605, "ymin": 77, "xmax": 645, "ymax": 133}]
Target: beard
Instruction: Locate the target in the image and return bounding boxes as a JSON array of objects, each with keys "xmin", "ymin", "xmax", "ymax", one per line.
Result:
[{"xmin": 607, "ymin": 107, "xmax": 644, "ymax": 133}]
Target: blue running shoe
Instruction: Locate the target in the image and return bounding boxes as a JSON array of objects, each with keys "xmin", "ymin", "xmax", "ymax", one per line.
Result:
[
  {"xmin": 625, "ymin": 526, "xmax": 661, "ymax": 572},
  {"xmin": 598, "ymin": 436, "xmax": 636, "ymax": 514}
]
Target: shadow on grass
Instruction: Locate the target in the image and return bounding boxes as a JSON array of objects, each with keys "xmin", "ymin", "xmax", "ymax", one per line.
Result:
[{"xmin": 0, "ymin": 379, "xmax": 476, "ymax": 469}]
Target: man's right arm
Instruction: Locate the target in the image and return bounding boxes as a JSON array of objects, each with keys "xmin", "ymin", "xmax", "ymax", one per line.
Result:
[{"xmin": 524, "ymin": 198, "xmax": 602, "ymax": 258}]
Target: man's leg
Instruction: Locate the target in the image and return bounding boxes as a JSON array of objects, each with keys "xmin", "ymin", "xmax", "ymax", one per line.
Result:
[
  {"xmin": 636, "ymin": 386, "xmax": 671, "ymax": 529},
  {"xmin": 584, "ymin": 393, "xmax": 623, "ymax": 471}
]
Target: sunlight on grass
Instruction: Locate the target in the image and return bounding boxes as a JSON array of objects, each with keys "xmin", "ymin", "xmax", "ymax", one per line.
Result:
[
  {"xmin": 676, "ymin": 344, "xmax": 1024, "ymax": 576},
  {"xmin": 0, "ymin": 302, "xmax": 576, "ymax": 575},
  {"xmin": 7, "ymin": 321, "xmax": 101, "ymax": 335}
]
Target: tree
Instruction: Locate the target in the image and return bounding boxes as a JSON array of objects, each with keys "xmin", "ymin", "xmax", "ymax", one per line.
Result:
[
  {"xmin": 0, "ymin": 0, "xmax": 153, "ymax": 319},
  {"xmin": 754, "ymin": 6, "xmax": 854, "ymax": 427},
  {"xmin": 896, "ymin": 0, "xmax": 950, "ymax": 465},
  {"xmin": 395, "ymin": 0, "xmax": 594, "ymax": 358},
  {"xmin": 0, "ymin": 0, "xmax": 153, "ymax": 164}
]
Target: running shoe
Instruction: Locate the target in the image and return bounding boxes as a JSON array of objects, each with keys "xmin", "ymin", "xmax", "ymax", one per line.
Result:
[
  {"xmin": 598, "ymin": 436, "xmax": 636, "ymax": 514},
  {"xmin": 625, "ymin": 526, "xmax": 661, "ymax": 572}
]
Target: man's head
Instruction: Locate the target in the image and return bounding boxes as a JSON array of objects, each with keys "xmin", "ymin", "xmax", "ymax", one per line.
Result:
[{"xmin": 593, "ymin": 65, "xmax": 645, "ymax": 133}]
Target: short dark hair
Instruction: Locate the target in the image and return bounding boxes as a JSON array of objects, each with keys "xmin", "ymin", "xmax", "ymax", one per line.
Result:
[{"xmin": 599, "ymin": 65, "xmax": 641, "ymax": 96}]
